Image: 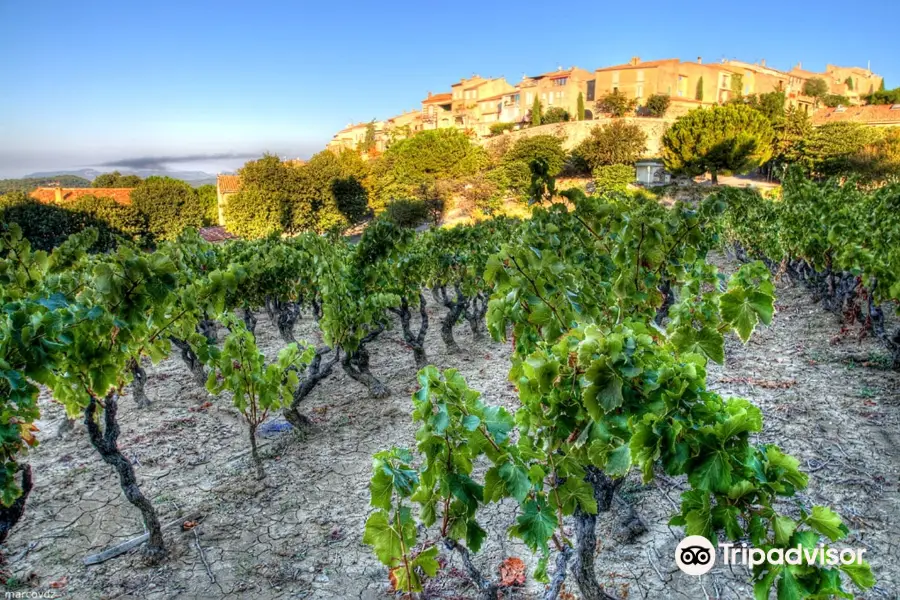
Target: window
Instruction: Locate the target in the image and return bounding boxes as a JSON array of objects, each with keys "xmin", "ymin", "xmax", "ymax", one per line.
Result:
[
  {"xmin": 612, "ymin": 72, "xmax": 620, "ymax": 87},
  {"xmin": 514, "ymin": 93, "xmax": 520, "ymax": 103},
  {"xmin": 586, "ymin": 80, "xmax": 595, "ymax": 101},
  {"xmin": 637, "ymin": 70, "xmax": 644, "ymax": 82},
  {"xmin": 526, "ymin": 92, "xmax": 534, "ymax": 104},
  {"xmin": 677, "ymin": 89, "xmax": 683, "ymax": 97},
  {"xmin": 553, "ymin": 77, "xmax": 568, "ymax": 86},
  {"xmin": 636, "ymin": 84, "xmax": 643, "ymax": 99}
]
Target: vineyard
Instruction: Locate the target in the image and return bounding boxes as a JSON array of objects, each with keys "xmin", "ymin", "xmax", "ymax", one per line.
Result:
[{"xmin": 1, "ymin": 172, "xmax": 899, "ymax": 599}]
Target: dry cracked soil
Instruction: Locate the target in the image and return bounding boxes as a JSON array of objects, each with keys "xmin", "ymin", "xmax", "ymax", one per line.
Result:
[{"xmin": 3, "ymin": 253, "xmax": 899, "ymax": 600}]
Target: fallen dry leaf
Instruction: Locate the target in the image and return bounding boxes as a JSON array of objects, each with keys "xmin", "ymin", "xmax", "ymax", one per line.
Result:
[{"xmin": 498, "ymin": 556, "xmax": 526, "ymax": 586}]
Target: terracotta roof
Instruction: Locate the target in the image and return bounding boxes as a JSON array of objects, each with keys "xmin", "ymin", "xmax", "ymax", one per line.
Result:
[
  {"xmin": 199, "ymin": 226, "xmax": 238, "ymax": 243},
  {"xmin": 595, "ymin": 58, "xmax": 679, "ymax": 72},
  {"xmin": 217, "ymin": 174, "xmax": 241, "ymax": 194},
  {"xmin": 479, "ymin": 92, "xmax": 507, "ymax": 102},
  {"xmin": 422, "ymin": 92, "xmax": 452, "ymax": 104},
  {"xmin": 811, "ymin": 105, "xmax": 900, "ymax": 126},
  {"xmin": 30, "ymin": 187, "xmax": 133, "ymax": 205}
]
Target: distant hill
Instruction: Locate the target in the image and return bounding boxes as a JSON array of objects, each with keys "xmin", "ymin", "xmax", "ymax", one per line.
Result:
[
  {"xmin": 0, "ymin": 175, "xmax": 92, "ymax": 194},
  {"xmin": 22, "ymin": 168, "xmax": 219, "ymax": 188}
]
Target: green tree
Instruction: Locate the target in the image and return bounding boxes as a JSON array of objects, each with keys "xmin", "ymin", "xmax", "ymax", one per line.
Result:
[
  {"xmin": 644, "ymin": 93, "xmax": 670, "ymax": 117},
  {"xmin": 802, "ymin": 77, "xmax": 829, "ymax": 105},
  {"xmin": 573, "ymin": 120, "xmax": 647, "ymax": 172},
  {"xmin": 773, "ymin": 106, "xmax": 813, "ymax": 167},
  {"xmin": 195, "ymin": 184, "xmax": 218, "ymax": 225},
  {"xmin": 542, "ymin": 106, "xmax": 570, "ymax": 124},
  {"xmin": 501, "ymin": 135, "xmax": 567, "ymax": 195},
  {"xmin": 730, "ymin": 91, "xmax": 786, "ymax": 124},
  {"xmin": 130, "ymin": 176, "xmax": 204, "ymax": 241},
  {"xmin": 823, "ymin": 94, "xmax": 850, "ymax": 107},
  {"xmin": 595, "ymin": 89, "xmax": 637, "ymax": 117},
  {"xmin": 224, "ymin": 187, "xmax": 286, "ymax": 239},
  {"xmin": 93, "ymin": 171, "xmax": 142, "ymax": 187},
  {"xmin": 802, "ymin": 122, "xmax": 884, "ymax": 177},
  {"xmin": 592, "ymin": 164, "xmax": 634, "ymax": 192},
  {"xmin": 695, "ymin": 76, "xmax": 704, "ymax": 101},
  {"xmin": 531, "ymin": 96, "xmax": 542, "ymax": 126},
  {"xmin": 371, "ymin": 129, "xmax": 487, "ymax": 212},
  {"xmin": 845, "ymin": 76, "xmax": 854, "ymax": 91},
  {"xmin": 865, "ymin": 87, "xmax": 900, "ymax": 105},
  {"xmin": 576, "ymin": 91, "xmax": 585, "ymax": 120},
  {"xmin": 879, "ymin": 79, "xmax": 886, "ymax": 91},
  {"xmin": 662, "ymin": 104, "xmax": 776, "ymax": 184},
  {"xmin": 731, "ymin": 73, "xmax": 744, "ymax": 97},
  {"xmin": 359, "ymin": 120, "xmax": 377, "ymax": 153}
]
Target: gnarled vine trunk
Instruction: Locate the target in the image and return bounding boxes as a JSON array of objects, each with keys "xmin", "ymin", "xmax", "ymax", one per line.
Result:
[
  {"xmin": 129, "ymin": 358, "xmax": 151, "ymax": 408},
  {"xmin": 248, "ymin": 423, "xmax": 265, "ymax": 480},
  {"xmin": 169, "ymin": 336, "xmax": 208, "ymax": 390},
  {"xmin": 465, "ymin": 292, "xmax": 489, "ymax": 340},
  {"xmin": 341, "ymin": 325, "xmax": 389, "ymax": 398},
  {"xmin": 198, "ymin": 316, "xmax": 217, "ymax": 344},
  {"xmin": 572, "ymin": 467, "xmax": 622, "ymax": 600},
  {"xmin": 283, "ymin": 346, "xmax": 340, "ymax": 429},
  {"xmin": 442, "ymin": 538, "xmax": 499, "ymax": 600},
  {"xmin": 438, "ymin": 285, "xmax": 467, "ymax": 354},
  {"xmin": 267, "ymin": 297, "xmax": 302, "ymax": 344},
  {"xmin": 241, "ymin": 308, "xmax": 258, "ymax": 337},
  {"xmin": 391, "ymin": 293, "xmax": 429, "ymax": 369},
  {"xmin": 0, "ymin": 465, "xmax": 32, "ymax": 544},
  {"xmin": 85, "ymin": 393, "xmax": 165, "ymax": 560}
]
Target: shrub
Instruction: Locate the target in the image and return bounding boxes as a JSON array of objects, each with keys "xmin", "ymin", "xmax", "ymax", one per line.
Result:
[
  {"xmin": 0, "ymin": 192, "xmax": 76, "ymax": 251},
  {"xmin": 542, "ymin": 106, "xmax": 570, "ymax": 124},
  {"xmin": 593, "ymin": 165, "xmax": 634, "ymax": 192},
  {"xmin": 489, "ymin": 122, "xmax": 516, "ymax": 136},
  {"xmin": 644, "ymin": 94, "xmax": 671, "ymax": 117},
  {"xmin": 501, "ymin": 135, "xmax": 567, "ymax": 195},
  {"xmin": 823, "ymin": 94, "xmax": 850, "ymax": 108},
  {"xmin": 595, "ymin": 90, "xmax": 637, "ymax": 117},
  {"xmin": 382, "ymin": 199, "xmax": 430, "ymax": 228},
  {"xmin": 92, "ymin": 171, "xmax": 142, "ymax": 187},
  {"xmin": 573, "ymin": 120, "xmax": 647, "ymax": 172},
  {"xmin": 70, "ymin": 195, "xmax": 149, "ymax": 248},
  {"xmin": 224, "ymin": 187, "xmax": 286, "ymax": 239},
  {"xmin": 130, "ymin": 176, "xmax": 204, "ymax": 241},
  {"xmin": 195, "ymin": 184, "xmax": 219, "ymax": 225}
]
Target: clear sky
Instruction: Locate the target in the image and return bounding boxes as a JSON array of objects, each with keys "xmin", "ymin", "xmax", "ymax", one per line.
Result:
[{"xmin": 1, "ymin": 0, "xmax": 897, "ymax": 178}]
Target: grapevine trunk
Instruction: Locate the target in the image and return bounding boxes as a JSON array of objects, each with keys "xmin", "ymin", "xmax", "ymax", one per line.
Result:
[
  {"xmin": 169, "ymin": 337, "xmax": 208, "ymax": 391},
  {"xmin": 283, "ymin": 346, "xmax": 339, "ymax": 429},
  {"xmin": 84, "ymin": 393, "xmax": 166, "ymax": 560},
  {"xmin": 572, "ymin": 467, "xmax": 621, "ymax": 600},
  {"xmin": 0, "ymin": 465, "xmax": 32, "ymax": 544},
  {"xmin": 129, "ymin": 359, "xmax": 151, "ymax": 408}
]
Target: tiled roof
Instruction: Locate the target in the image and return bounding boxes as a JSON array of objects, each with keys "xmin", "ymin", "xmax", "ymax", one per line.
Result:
[
  {"xmin": 422, "ymin": 92, "xmax": 452, "ymax": 104},
  {"xmin": 217, "ymin": 174, "xmax": 242, "ymax": 194},
  {"xmin": 811, "ymin": 105, "xmax": 900, "ymax": 126},
  {"xmin": 30, "ymin": 187, "xmax": 133, "ymax": 205},
  {"xmin": 479, "ymin": 92, "xmax": 507, "ymax": 102},
  {"xmin": 199, "ymin": 226, "xmax": 238, "ymax": 243},
  {"xmin": 595, "ymin": 58, "xmax": 679, "ymax": 72}
]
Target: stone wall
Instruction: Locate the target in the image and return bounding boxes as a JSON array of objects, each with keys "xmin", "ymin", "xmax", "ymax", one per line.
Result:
[{"xmin": 480, "ymin": 116, "xmax": 675, "ymax": 157}]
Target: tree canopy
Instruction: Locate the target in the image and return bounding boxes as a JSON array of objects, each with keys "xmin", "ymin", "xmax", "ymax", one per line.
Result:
[
  {"xmin": 573, "ymin": 120, "xmax": 647, "ymax": 172},
  {"xmin": 92, "ymin": 171, "xmax": 142, "ymax": 187},
  {"xmin": 662, "ymin": 104, "xmax": 775, "ymax": 184},
  {"xmin": 595, "ymin": 89, "xmax": 637, "ymax": 117},
  {"xmin": 130, "ymin": 176, "xmax": 204, "ymax": 241}
]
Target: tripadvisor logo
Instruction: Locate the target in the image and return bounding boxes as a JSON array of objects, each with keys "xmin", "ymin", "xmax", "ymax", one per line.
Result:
[{"xmin": 675, "ymin": 536, "xmax": 867, "ymax": 576}]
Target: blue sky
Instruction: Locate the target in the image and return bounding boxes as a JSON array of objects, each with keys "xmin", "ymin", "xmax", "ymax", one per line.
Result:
[{"xmin": 1, "ymin": 0, "xmax": 897, "ymax": 178}]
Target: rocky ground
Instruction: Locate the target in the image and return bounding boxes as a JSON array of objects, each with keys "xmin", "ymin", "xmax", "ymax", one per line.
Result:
[{"xmin": 2, "ymin": 254, "xmax": 898, "ymax": 600}]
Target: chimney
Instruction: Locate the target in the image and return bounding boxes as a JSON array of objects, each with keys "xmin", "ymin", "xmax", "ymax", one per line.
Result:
[
  {"xmin": 760, "ymin": 58, "xmax": 766, "ymax": 67},
  {"xmin": 427, "ymin": 91, "xmax": 432, "ymax": 98},
  {"xmin": 54, "ymin": 185, "xmax": 62, "ymax": 204},
  {"xmin": 796, "ymin": 62, "xmax": 802, "ymax": 70},
  {"xmin": 630, "ymin": 56, "xmax": 640, "ymax": 66},
  {"xmin": 697, "ymin": 56, "xmax": 702, "ymax": 64}
]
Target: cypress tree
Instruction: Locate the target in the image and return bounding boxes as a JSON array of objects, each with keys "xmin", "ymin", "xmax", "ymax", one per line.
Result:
[
  {"xmin": 577, "ymin": 92, "xmax": 585, "ymax": 120},
  {"xmin": 532, "ymin": 97, "xmax": 542, "ymax": 127},
  {"xmin": 696, "ymin": 76, "xmax": 704, "ymax": 101}
]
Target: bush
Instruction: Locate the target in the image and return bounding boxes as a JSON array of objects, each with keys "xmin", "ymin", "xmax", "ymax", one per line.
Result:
[
  {"xmin": 382, "ymin": 199, "xmax": 430, "ymax": 228},
  {"xmin": 644, "ymin": 94, "xmax": 671, "ymax": 117},
  {"xmin": 489, "ymin": 122, "xmax": 516, "ymax": 136},
  {"xmin": 573, "ymin": 120, "xmax": 647, "ymax": 172},
  {"xmin": 196, "ymin": 184, "xmax": 219, "ymax": 225},
  {"xmin": 70, "ymin": 195, "xmax": 149, "ymax": 248},
  {"xmin": 224, "ymin": 187, "xmax": 287, "ymax": 239},
  {"xmin": 542, "ymin": 107, "xmax": 570, "ymax": 124},
  {"xmin": 92, "ymin": 171, "xmax": 142, "ymax": 187},
  {"xmin": 130, "ymin": 176, "xmax": 204, "ymax": 241},
  {"xmin": 0, "ymin": 192, "xmax": 76, "ymax": 251},
  {"xmin": 823, "ymin": 94, "xmax": 850, "ymax": 108},
  {"xmin": 592, "ymin": 165, "xmax": 634, "ymax": 192},
  {"xmin": 595, "ymin": 90, "xmax": 637, "ymax": 117},
  {"xmin": 501, "ymin": 135, "xmax": 567, "ymax": 195}
]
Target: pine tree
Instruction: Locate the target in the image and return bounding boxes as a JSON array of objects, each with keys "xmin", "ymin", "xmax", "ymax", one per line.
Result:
[
  {"xmin": 696, "ymin": 76, "xmax": 704, "ymax": 101},
  {"xmin": 879, "ymin": 79, "xmax": 886, "ymax": 91},
  {"xmin": 531, "ymin": 97, "xmax": 542, "ymax": 127},
  {"xmin": 577, "ymin": 92, "xmax": 585, "ymax": 121}
]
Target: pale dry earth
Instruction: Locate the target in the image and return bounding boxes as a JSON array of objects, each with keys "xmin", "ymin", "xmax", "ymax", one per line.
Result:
[{"xmin": 2, "ymin": 254, "xmax": 898, "ymax": 600}]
